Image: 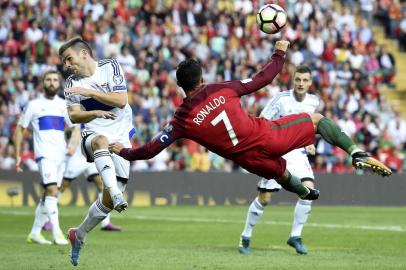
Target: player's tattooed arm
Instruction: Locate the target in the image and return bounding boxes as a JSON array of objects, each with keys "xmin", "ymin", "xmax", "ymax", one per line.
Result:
[{"xmin": 65, "ymin": 87, "xmax": 127, "ymax": 108}]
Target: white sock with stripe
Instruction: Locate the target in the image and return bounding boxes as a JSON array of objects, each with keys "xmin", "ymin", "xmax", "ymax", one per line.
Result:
[
  {"xmin": 94, "ymin": 150, "xmax": 121, "ymax": 196},
  {"xmin": 241, "ymin": 197, "xmax": 265, "ymax": 238},
  {"xmin": 44, "ymin": 196, "xmax": 62, "ymax": 236},
  {"xmin": 291, "ymin": 199, "xmax": 312, "ymax": 237},
  {"xmin": 30, "ymin": 200, "xmax": 48, "ymax": 235},
  {"xmin": 98, "ymin": 192, "xmax": 111, "ymax": 227},
  {"xmin": 76, "ymin": 198, "xmax": 112, "ymax": 242}
]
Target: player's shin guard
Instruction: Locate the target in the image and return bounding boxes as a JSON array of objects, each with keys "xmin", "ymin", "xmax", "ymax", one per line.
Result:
[
  {"xmin": 30, "ymin": 200, "xmax": 48, "ymax": 235},
  {"xmin": 291, "ymin": 199, "xmax": 312, "ymax": 237},
  {"xmin": 76, "ymin": 198, "xmax": 111, "ymax": 242},
  {"xmin": 44, "ymin": 196, "xmax": 62, "ymax": 235},
  {"xmin": 280, "ymin": 172, "xmax": 310, "ymax": 198},
  {"xmin": 241, "ymin": 197, "xmax": 264, "ymax": 238},
  {"xmin": 94, "ymin": 150, "xmax": 121, "ymax": 196}
]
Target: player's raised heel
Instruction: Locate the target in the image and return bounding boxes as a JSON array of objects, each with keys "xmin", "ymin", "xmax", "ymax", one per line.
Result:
[
  {"xmin": 301, "ymin": 187, "xmax": 320, "ymax": 200},
  {"xmin": 238, "ymin": 236, "xmax": 251, "ymax": 254},
  {"xmin": 287, "ymin": 236, "xmax": 308, "ymax": 254},
  {"xmin": 112, "ymin": 193, "xmax": 128, "ymax": 213},
  {"xmin": 68, "ymin": 228, "xmax": 83, "ymax": 266},
  {"xmin": 352, "ymin": 152, "xmax": 392, "ymax": 177}
]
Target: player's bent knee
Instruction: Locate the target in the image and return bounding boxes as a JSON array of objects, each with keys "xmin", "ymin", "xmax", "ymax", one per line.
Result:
[
  {"xmin": 44, "ymin": 184, "xmax": 59, "ymax": 196},
  {"xmin": 301, "ymin": 178, "xmax": 314, "ymax": 189},
  {"xmin": 91, "ymin": 135, "xmax": 109, "ymax": 150},
  {"xmin": 310, "ymin": 113, "xmax": 323, "ymax": 125},
  {"xmin": 258, "ymin": 192, "xmax": 272, "ymax": 206}
]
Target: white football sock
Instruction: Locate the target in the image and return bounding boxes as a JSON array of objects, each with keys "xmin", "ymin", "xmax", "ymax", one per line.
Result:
[
  {"xmin": 291, "ymin": 199, "xmax": 312, "ymax": 237},
  {"xmin": 241, "ymin": 197, "xmax": 265, "ymax": 238},
  {"xmin": 44, "ymin": 196, "xmax": 62, "ymax": 236},
  {"xmin": 98, "ymin": 192, "xmax": 111, "ymax": 227},
  {"xmin": 94, "ymin": 150, "xmax": 120, "ymax": 196},
  {"xmin": 30, "ymin": 200, "xmax": 48, "ymax": 235},
  {"xmin": 76, "ymin": 198, "xmax": 112, "ymax": 242}
]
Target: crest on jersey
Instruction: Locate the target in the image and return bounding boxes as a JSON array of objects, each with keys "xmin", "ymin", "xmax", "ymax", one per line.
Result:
[{"xmin": 113, "ymin": 75, "xmax": 123, "ymax": 85}]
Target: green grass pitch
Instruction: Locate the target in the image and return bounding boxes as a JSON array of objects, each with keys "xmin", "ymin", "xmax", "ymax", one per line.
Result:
[{"xmin": 0, "ymin": 206, "xmax": 405, "ymax": 269}]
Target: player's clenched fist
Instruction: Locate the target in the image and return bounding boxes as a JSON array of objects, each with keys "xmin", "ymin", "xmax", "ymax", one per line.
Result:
[{"xmin": 275, "ymin": 40, "xmax": 290, "ymax": 52}]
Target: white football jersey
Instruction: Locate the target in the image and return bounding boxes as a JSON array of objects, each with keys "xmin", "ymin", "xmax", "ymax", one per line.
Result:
[
  {"xmin": 260, "ymin": 89, "xmax": 319, "ymax": 120},
  {"xmin": 18, "ymin": 95, "xmax": 73, "ymax": 161},
  {"xmin": 64, "ymin": 59, "xmax": 134, "ymax": 144}
]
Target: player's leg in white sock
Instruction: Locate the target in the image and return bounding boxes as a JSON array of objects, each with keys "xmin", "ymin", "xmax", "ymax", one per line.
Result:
[
  {"xmin": 76, "ymin": 197, "xmax": 111, "ymax": 242},
  {"xmin": 290, "ymin": 199, "xmax": 312, "ymax": 237},
  {"xmin": 241, "ymin": 192, "xmax": 270, "ymax": 238},
  {"xmin": 44, "ymin": 195, "xmax": 62, "ymax": 235},
  {"xmin": 91, "ymin": 135, "xmax": 121, "ymax": 197},
  {"xmin": 94, "ymin": 150, "xmax": 120, "ymax": 195},
  {"xmin": 30, "ymin": 199, "xmax": 48, "ymax": 235},
  {"xmin": 98, "ymin": 192, "xmax": 111, "ymax": 227}
]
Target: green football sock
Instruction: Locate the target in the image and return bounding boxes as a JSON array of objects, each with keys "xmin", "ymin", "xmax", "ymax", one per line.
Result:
[
  {"xmin": 317, "ymin": 117, "xmax": 358, "ymax": 155},
  {"xmin": 280, "ymin": 172, "xmax": 309, "ymax": 198}
]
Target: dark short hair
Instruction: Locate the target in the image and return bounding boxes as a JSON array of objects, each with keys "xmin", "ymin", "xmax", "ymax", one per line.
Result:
[
  {"xmin": 58, "ymin": 37, "xmax": 93, "ymax": 58},
  {"xmin": 176, "ymin": 59, "xmax": 202, "ymax": 92},
  {"xmin": 295, "ymin": 65, "xmax": 312, "ymax": 76},
  {"xmin": 42, "ymin": 70, "xmax": 59, "ymax": 82}
]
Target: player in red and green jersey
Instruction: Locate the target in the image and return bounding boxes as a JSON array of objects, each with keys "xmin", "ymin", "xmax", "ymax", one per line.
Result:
[{"xmin": 110, "ymin": 40, "xmax": 391, "ymax": 201}]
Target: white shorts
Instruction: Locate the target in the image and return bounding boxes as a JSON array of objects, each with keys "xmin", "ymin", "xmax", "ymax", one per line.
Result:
[
  {"xmin": 37, "ymin": 158, "xmax": 66, "ymax": 187},
  {"xmin": 64, "ymin": 152, "xmax": 98, "ymax": 180},
  {"xmin": 81, "ymin": 131, "xmax": 130, "ymax": 179},
  {"xmin": 257, "ymin": 148, "xmax": 314, "ymax": 192}
]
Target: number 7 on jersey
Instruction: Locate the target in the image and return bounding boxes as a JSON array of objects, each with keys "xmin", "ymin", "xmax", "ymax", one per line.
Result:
[{"xmin": 210, "ymin": 110, "xmax": 239, "ymax": 146}]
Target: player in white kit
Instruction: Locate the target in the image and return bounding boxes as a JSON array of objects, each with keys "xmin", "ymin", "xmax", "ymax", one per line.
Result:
[
  {"xmin": 59, "ymin": 37, "xmax": 135, "ymax": 266},
  {"xmin": 14, "ymin": 70, "xmax": 73, "ymax": 245},
  {"xmin": 60, "ymin": 136, "xmax": 121, "ymax": 231},
  {"xmin": 239, "ymin": 66, "xmax": 319, "ymax": 255}
]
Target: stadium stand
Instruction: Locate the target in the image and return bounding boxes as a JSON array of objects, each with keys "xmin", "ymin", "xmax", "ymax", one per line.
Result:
[{"xmin": 0, "ymin": 0, "xmax": 405, "ymax": 173}]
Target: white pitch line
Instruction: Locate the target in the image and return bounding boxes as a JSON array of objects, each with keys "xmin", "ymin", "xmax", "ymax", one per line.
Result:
[
  {"xmin": 1, "ymin": 210, "xmax": 405, "ymax": 232},
  {"xmin": 133, "ymin": 215, "xmax": 406, "ymax": 232}
]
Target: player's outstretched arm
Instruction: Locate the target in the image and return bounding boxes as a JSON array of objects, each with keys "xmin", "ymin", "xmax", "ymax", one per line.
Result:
[
  {"xmin": 65, "ymin": 87, "xmax": 127, "ymax": 109},
  {"xmin": 67, "ymin": 104, "xmax": 116, "ymax": 123},
  {"xmin": 238, "ymin": 40, "xmax": 289, "ymax": 96},
  {"xmin": 109, "ymin": 129, "xmax": 177, "ymax": 161}
]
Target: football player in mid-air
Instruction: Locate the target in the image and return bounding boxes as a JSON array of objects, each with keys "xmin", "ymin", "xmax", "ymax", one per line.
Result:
[
  {"xmin": 59, "ymin": 37, "xmax": 135, "ymax": 266},
  {"xmin": 14, "ymin": 70, "xmax": 74, "ymax": 245},
  {"xmin": 239, "ymin": 65, "xmax": 320, "ymax": 255},
  {"xmin": 110, "ymin": 40, "xmax": 391, "ymax": 212}
]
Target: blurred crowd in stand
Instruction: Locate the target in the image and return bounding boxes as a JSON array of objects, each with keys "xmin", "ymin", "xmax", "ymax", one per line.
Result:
[{"xmin": 0, "ymin": 0, "xmax": 405, "ymax": 174}]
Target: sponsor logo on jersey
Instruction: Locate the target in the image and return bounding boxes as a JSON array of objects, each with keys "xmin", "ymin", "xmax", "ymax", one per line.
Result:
[
  {"xmin": 113, "ymin": 85, "xmax": 127, "ymax": 91},
  {"xmin": 192, "ymin": 96, "xmax": 226, "ymax": 126}
]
